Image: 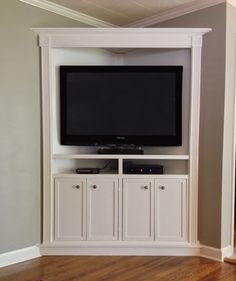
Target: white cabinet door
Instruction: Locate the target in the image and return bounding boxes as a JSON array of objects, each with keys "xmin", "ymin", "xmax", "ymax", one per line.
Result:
[
  {"xmin": 54, "ymin": 178, "xmax": 86, "ymax": 241},
  {"xmin": 155, "ymin": 178, "xmax": 188, "ymax": 242},
  {"xmin": 87, "ymin": 178, "xmax": 118, "ymax": 240},
  {"xmin": 123, "ymin": 179, "xmax": 154, "ymax": 241}
]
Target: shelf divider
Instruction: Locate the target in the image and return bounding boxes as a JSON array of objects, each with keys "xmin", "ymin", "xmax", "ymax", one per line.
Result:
[{"xmin": 53, "ymin": 154, "xmax": 190, "ymax": 160}]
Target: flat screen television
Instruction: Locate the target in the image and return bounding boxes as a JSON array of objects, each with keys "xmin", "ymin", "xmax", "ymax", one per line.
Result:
[{"xmin": 60, "ymin": 65, "xmax": 182, "ymax": 147}]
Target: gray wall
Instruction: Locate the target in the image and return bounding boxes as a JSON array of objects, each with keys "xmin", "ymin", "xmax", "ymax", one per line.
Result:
[
  {"xmin": 154, "ymin": 4, "xmax": 226, "ymax": 248},
  {"xmin": 0, "ymin": 0, "xmax": 88, "ymax": 254},
  {"xmin": 221, "ymin": 3, "xmax": 236, "ymax": 248}
]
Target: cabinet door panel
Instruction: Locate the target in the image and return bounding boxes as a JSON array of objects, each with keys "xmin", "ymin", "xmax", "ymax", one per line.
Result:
[
  {"xmin": 55, "ymin": 179, "xmax": 86, "ymax": 241},
  {"xmin": 87, "ymin": 178, "xmax": 118, "ymax": 240},
  {"xmin": 155, "ymin": 178, "xmax": 188, "ymax": 242},
  {"xmin": 123, "ymin": 179, "xmax": 154, "ymax": 241}
]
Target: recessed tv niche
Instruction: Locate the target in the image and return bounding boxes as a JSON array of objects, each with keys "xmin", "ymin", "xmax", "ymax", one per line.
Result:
[{"xmin": 60, "ymin": 65, "xmax": 183, "ymax": 147}]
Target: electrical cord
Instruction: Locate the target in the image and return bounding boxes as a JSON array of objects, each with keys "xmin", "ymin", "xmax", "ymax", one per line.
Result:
[{"xmin": 100, "ymin": 160, "xmax": 114, "ymax": 171}]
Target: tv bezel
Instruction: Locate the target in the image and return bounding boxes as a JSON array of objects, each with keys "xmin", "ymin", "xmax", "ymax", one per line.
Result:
[{"xmin": 60, "ymin": 65, "xmax": 182, "ymax": 147}]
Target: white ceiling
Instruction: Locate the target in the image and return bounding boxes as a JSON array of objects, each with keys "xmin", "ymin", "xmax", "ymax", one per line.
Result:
[{"xmin": 47, "ymin": 0, "xmax": 199, "ymax": 26}]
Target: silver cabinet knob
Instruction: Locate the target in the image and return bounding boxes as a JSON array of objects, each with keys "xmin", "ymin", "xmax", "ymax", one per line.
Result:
[
  {"xmin": 159, "ymin": 186, "xmax": 165, "ymax": 190},
  {"xmin": 143, "ymin": 186, "xmax": 149, "ymax": 190},
  {"xmin": 92, "ymin": 185, "xmax": 97, "ymax": 189}
]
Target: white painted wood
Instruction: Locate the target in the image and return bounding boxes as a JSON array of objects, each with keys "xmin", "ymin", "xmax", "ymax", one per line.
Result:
[
  {"xmin": 33, "ymin": 27, "xmax": 211, "ymax": 36},
  {"xmin": 229, "ymin": 35, "xmax": 236, "ymax": 254},
  {"xmin": 21, "ymin": 0, "xmax": 224, "ymax": 27},
  {"xmin": 40, "ymin": 242, "xmax": 200, "ymax": 256},
  {"xmin": 118, "ymin": 179, "xmax": 122, "ymax": 240},
  {"xmin": 19, "ymin": 0, "xmax": 116, "ymax": 27},
  {"xmin": 53, "ymin": 174, "xmax": 189, "ymax": 179},
  {"xmin": 200, "ymin": 245, "xmax": 233, "ymax": 262},
  {"xmin": 41, "ymin": 44, "xmax": 53, "ymax": 244},
  {"xmin": 53, "ymin": 154, "xmax": 190, "ymax": 160},
  {"xmin": 42, "ymin": 0, "xmax": 213, "ymax": 26},
  {"xmin": 188, "ymin": 41, "xmax": 202, "ymax": 245},
  {"xmin": 226, "ymin": 0, "xmax": 236, "ymax": 7},
  {"xmin": 155, "ymin": 178, "xmax": 188, "ymax": 242},
  {"xmin": 118, "ymin": 158, "xmax": 123, "ymax": 175},
  {"xmin": 33, "ymin": 28, "xmax": 211, "ymax": 49},
  {"xmin": 54, "ymin": 178, "xmax": 86, "ymax": 241},
  {"xmin": 126, "ymin": 0, "xmax": 224, "ymax": 27},
  {"xmin": 221, "ymin": 245, "xmax": 234, "ymax": 259},
  {"xmin": 123, "ymin": 179, "xmax": 154, "ymax": 240},
  {"xmin": 0, "ymin": 246, "xmax": 41, "ymax": 268},
  {"xmin": 53, "ymin": 173, "xmax": 120, "ymax": 178},
  {"xmin": 87, "ymin": 178, "xmax": 118, "ymax": 240},
  {"xmin": 41, "ymin": 240, "xmax": 194, "ymax": 247}
]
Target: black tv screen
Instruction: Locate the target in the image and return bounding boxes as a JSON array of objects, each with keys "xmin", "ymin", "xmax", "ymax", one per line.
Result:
[{"xmin": 60, "ymin": 65, "xmax": 182, "ymax": 146}]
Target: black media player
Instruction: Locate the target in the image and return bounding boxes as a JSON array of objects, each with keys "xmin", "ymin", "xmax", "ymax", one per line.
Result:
[
  {"xmin": 123, "ymin": 162, "xmax": 164, "ymax": 175},
  {"xmin": 76, "ymin": 168, "xmax": 100, "ymax": 174}
]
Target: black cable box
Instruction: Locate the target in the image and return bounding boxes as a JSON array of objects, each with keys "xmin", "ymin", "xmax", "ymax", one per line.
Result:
[
  {"xmin": 76, "ymin": 168, "xmax": 100, "ymax": 174},
  {"xmin": 123, "ymin": 163, "xmax": 164, "ymax": 174}
]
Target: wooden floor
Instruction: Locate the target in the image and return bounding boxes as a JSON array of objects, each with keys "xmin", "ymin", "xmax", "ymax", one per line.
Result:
[{"xmin": 0, "ymin": 256, "xmax": 236, "ymax": 281}]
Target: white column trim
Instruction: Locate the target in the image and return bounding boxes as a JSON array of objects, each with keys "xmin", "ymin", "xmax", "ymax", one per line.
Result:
[
  {"xmin": 188, "ymin": 39, "xmax": 202, "ymax": 245},
  {"xmin": 41, "ymin": 44, "xmax": 52, "ymax": 244}
]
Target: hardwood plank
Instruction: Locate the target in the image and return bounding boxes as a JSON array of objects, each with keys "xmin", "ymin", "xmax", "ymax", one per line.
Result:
[{"xmin": 0, "ymin": 256, "xmax": 236, "ymax": 281}]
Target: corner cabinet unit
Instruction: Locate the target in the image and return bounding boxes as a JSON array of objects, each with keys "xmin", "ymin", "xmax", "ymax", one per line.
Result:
[{"xmin": 34, "ymin": 27, "xmax": 211, "ymax": 256}]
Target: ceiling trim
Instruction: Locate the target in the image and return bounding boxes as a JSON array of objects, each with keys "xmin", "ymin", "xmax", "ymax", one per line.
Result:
[
  {"xmin": 19, "ymin": 0, "xmax": 117, "ymax": 27},
  {"xmin": 126, "ymin": 0, "xmax": 226, "ymax": 27},
  {"xmin": 227, "ymin": 0, "xmax": 236, "ymax": 7}
]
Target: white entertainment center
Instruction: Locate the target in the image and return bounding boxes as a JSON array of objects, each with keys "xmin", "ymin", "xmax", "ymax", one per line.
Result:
[{"xmin": 34, "ymin": 28, "xmax": 210, "ymax": 256}]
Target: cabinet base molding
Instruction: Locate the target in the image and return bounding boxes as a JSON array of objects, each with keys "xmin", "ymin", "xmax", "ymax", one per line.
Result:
[
  {"xmin": 200, "ymin": 245, "xmax": 233, "ymax": 262},
  {"xmin": 40, "ymin": 243, "xmax": 200, "ymax": 256}
]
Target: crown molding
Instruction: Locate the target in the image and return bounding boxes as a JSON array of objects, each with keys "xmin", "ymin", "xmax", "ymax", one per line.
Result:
[
  {"xmin": 19, "ymin": 0, "xmax": 233, "ymax": 28},
  {"xmin": 19, "ymin": 0, "xmax": 117, "ymax": 27},
  {"xmin": 227, "ymin": 0, "xmax": 236, "ymax": 7},
  {"xmin": 126, "ymin": 0, "xmax": 225, "ymax": 27}
]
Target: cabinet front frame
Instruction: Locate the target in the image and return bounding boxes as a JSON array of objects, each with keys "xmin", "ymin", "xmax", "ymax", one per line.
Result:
[
  {"xmin": 86, "ymin": 178, "xmax": 119, "ymax": 241},
  {"xmin": 154, "ymin": 178, "xmax": 188, "ymax": 242},
  {"xmin": 54, "ymin": 178, "xmax": 86, "ymax": 241},
  {"xmin": 122, "ymin": 178, "xmax": 155, "ymax": 241}
]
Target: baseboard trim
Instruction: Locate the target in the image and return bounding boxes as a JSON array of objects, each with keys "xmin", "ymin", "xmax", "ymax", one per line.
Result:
[
  {"xmin": 40, "ymin": 244, "xmax": 200, "ymax": 256},
  {"xmin": 2, "ymin": 244, "xmax": 230, "ymax": 264},
  {"xmin": 200, "ymin": 245, "xmax": 233, "ymax": 262},
  {"xmin": 0, "ymin": 246, "xmax": 41, "ymax": 268}
]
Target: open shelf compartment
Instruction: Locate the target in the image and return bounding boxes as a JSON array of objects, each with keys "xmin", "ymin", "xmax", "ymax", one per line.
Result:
[{"xmin": 52, "ymin": 153, "xmax": 189, "ymax": 176}]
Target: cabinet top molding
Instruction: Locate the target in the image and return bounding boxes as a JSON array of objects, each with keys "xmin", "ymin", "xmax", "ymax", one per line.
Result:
[{"xmin": 32, "ymin": 27, "xmax": 211, "ymax": 48}]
